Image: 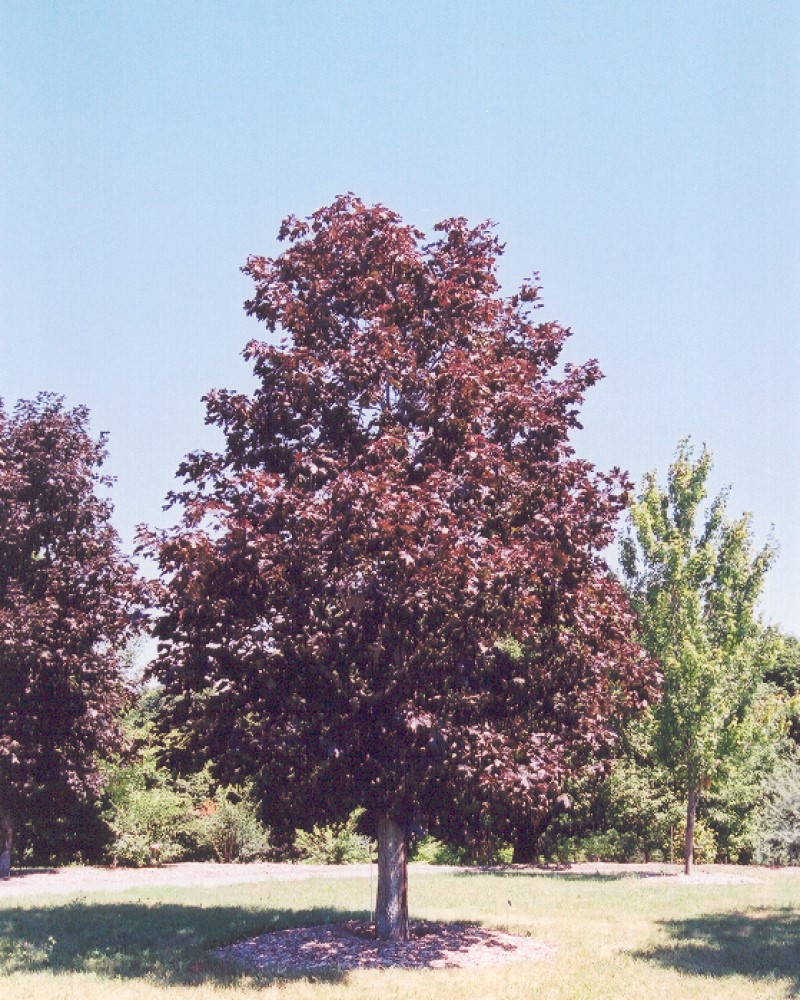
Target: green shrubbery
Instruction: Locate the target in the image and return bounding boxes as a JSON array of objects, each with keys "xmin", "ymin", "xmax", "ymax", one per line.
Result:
[
  {"xmin": 532, "ymin": 758, "xmax": 682, "ymax": 864},
  {"xmin": 754, "ymin": 757, "xmax": 800, "ymax": 865},
  {"xmin": 409, "ymin": 835, "xmax": 466, "ymax": 865},
  {"xmin": 101, "ymin": 689, "xmax": 272, "ymax": 866},
  {"xmin": 293, "ymin": 809, "xmax": 374, "ymax": 864},
  {"xmin": 101, "ymin": 691, "xmax": 201, "ymax": 865},
  {"xmin": 105, "ymin": 783, "xmax": 196, "ymax": 866},
  {"xmin": 104, "ymin": 765, "xmax": 273, "ymax": 867},
  {"xmin": 200, "ymin": 789, "xmax": 272, "ymax": 863}
]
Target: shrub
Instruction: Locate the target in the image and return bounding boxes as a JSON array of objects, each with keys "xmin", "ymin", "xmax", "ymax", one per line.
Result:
[
  {"xmin": 294, "ymin": 809, "xmax": 375, "ymax": 864},
  {"xmin": 673, "ymin": 816, "xmax": 718, "ymax": 865},
  {"xmin": 754, "ymin": 757, "xmax": 800, "ymax": 865},
  {"xmin": 101, "ymin": 714, "xmax": 204, "ymax": 866},
  {"xmin": 197, "ymin": 790, "xmax": 271, "ymax": 863},
  {"xmin": 410, "ymin": 836, "xmax": 466, "ymax": 865},
  {"xmin": 106, "ymin": 784, "xmax": 196, "ymax": 866},
  {"xmin": 409, "ymin": 834, "xmax": 512, "ymax": 865},
  {"xmin": 536, "ymin": 758, "xmax": 684, "ymax": 864}
]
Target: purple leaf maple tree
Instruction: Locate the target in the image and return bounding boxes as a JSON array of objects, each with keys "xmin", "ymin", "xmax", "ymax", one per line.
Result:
[
  {"xmin": 0, "ymin": 394, "xmax": 146, "ymax": 877},
  {"xmin": 146, "ymin": 195, "xmax": 655, "ymax": 939}
]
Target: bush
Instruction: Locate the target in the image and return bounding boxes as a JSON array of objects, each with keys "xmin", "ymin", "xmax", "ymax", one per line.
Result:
[
  {"xmin": 754, "ymin": 757, "xmax": 800, "ymax": 865},
  {"xmin": 410, "ymin": 836, "xmax": 466, "ymax": 865},
  {"xmin": 106, "ymin": 784, "xmax": 196, "ymax": 866},
  {"xmin": 700, "ymin": 684, "xmax": 794, "ymax": 862},
  {"xmin": 673, "ymin": 816, "xmax": 718, "ymax": 865},
  {"xmin": 101, "ymin": 709, "xmax": 208, "ymax": 866},
  {"xmin": 294, "ymin": 809, "xmax": 375, "ymax": 864},
  {"xmin": 574, "ymin": 830, "xmax": 642, "ymax": 863},
  {"xmin": 197, "ymin": 790, "xmax": 271, "ymax": 863},
  {"xmin": 409, "ymin": 834, "xmax": 513, "ymax": 865},
  {"xmin": 536, "ymin": 758, "xmax": 684, "ymax": 864}
]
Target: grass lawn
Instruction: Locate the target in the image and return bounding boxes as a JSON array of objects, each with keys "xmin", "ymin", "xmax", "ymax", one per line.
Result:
[{"xmin": 1, "ymin": 864, "xmax": 799, "ymax": 999}]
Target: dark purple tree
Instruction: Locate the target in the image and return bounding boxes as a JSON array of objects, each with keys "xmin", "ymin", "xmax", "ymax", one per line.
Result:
[
  {"xmin": 0, "ymin": 394, "xmax": 146, "ymax": 876},
  {"xmin": 146, "ymin": 196, "xmax": 655, "ymax": 938}
]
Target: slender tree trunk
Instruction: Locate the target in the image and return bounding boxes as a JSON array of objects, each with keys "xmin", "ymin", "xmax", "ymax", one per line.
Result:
[
  {"xmin": 0, "ymin": 809, "xmax": 12, "ymax": 880},
  {"xmin": 375, "ymin": 815, "xmax": 409, "ymax": 940},
  {"xmin": 684, "ymin": 785, "xmax": 696, "ymax": 876}
]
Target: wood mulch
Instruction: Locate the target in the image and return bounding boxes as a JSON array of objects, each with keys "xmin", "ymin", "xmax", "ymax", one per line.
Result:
[{"xmin": 213, "ymin": 919, "xmax": 554, "ymax": 973}]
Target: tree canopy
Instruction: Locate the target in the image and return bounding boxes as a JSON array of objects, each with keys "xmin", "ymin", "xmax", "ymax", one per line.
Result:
[
  {"xmin": 0, "ymin": 394, "xmax": 146, "ymax": 874},
  {"xmin": 146, "ymin": 195, "xmax": 655, "ymax": 937},
  {"xmin": 620, "ymin": 440, "xmax": 775, "ymax": 873}
]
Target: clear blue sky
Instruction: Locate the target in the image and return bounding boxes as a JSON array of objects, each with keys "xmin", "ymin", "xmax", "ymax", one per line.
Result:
[{"xmin": 2, "ymin": 2, "xmax": 798, "ymax": 634}]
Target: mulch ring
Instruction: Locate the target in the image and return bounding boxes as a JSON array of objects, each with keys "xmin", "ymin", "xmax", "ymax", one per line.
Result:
[{"xmin": 213, "ymin": 919, "xmax": 554, "ymax": 973}]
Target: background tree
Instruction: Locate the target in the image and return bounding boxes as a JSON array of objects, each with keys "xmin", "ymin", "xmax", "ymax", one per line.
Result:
[
  {"xmin": 0, "ymin": 394, "xmax": 146, "ymax": 875},
  {"xmin": 543, "ymin": 682, "xmax": 789, "ymax": 866},
  {"xmin": 620, "ymin": 440, "xmax": 775, "ymax": 874},
  {"xmin": 532, "ymin": 720, "xmax": 685, "ymax": 864},
  {"xmin": 146, "ymin": 195, "xmax": 655, "ymax": 939},
  {"xmin": 765, "ymin": 632, "xmax": 800, "ymax": 744},
  {"xmin": 754, "ymin": 755, "xmax": 800, "ymax": 865}
]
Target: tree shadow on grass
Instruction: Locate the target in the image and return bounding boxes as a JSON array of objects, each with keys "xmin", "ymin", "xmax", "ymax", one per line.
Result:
[
  {"xmin": 633, "ymin": 908, "xmax": 800, "ymax": 993},
  {"xmin": 0, "ymin": 901, "xmax": 361, "ymax": 985}
]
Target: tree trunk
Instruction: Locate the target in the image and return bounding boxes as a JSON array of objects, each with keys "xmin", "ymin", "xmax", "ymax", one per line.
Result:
[
  {"xmin": 0, "ymin": 809, "xmax": 12, "ymax": 880},
  {"xmin": 684, "ymin": 785, "xmax": 696, "ymax": 876},
  {"xmin": 512, "ymin": 815, "xmax": 549, "ymax": 864},
  {"xmin": 375, "ymin": 815, "xmax": 409, "ymax": 940}
]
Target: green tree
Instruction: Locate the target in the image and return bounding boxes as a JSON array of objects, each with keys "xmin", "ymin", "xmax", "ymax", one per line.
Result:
[
  {"xmin": 620, "ymin": 440, "xmax": 775, "ymax": 874},
  {"xmin": 765, "ymin": 633, "xmax": 800, "ymax": 744},
  {"xmin": 699, "ymin": 682, "xmax": 789, "ymax": 862}
]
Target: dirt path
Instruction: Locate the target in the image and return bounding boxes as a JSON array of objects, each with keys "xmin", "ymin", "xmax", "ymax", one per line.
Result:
[
  {"xmin": 0, "ymin": 860, "xmax": 764, "ymax": 901},
  {"xmin": 0, "ymin": 861, "xmax": 379, "ymax": 899}
]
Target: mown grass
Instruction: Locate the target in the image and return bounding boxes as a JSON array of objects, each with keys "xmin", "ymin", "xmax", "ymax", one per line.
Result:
[{"xmin": 1, "ymin": 864, "xmax": 799, "ymax": 999}]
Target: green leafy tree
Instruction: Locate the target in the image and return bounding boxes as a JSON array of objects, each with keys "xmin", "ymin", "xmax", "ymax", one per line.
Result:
[
  {"xmin": 620, "ymin": 440, "xmax": 775, "ymax": 873},
  {"xmin": 700, "ymin": 682, "xmax": 789, "ymax": 861},
  {"xmin": 765, "ymin": 633, "xmax": 800, "ymax": 744},
  {"xmin": 542, "ymin": 674, "xmax": 791, "ymax": 865}
]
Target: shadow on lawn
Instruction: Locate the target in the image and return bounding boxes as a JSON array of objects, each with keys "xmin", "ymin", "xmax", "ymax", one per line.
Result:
[
  {"xmin": 634, "ymin": 908, "xmax": 800, "ymax": 991},
  {"xmin": 0, "ymin": 900, "xmax": 363, "ymax": 985}
]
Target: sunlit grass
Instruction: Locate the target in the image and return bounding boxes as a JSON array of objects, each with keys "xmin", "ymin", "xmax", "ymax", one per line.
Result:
[{"xmin": 1, "ymin": 865, "xmax": 799, "ymax": 999}]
